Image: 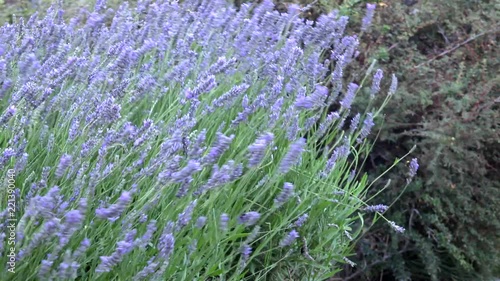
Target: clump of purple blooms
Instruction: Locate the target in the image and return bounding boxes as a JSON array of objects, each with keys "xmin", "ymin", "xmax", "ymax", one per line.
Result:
[{"xmin": 0, "ymin": 0, "xmax": 416, "ymax": 279}]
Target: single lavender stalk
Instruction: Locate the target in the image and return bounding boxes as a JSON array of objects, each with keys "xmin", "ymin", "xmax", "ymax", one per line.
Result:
[
  {"xmin": 238, "ymin": 211, "xmax": 261, "ymax": 226},
  {"xmin": 56, "ymin": 154, "xmax": 72, "ymax": 178},
  {"xmin": 279, "ymin": 138, "xmax": 306, "ymax": 174},
  {"xmin": 275, "ymin": 182, "xmax": 294, "ymax": 206},
  {"xmin": 220, "ymin": 213, "xmax": 229, "ymax": 232},
  {"xmin": 363, "ymin": 204, "xmax": 388, "ymax": 213},
  {"xmin": 95, "ymin": 191, "xmax": 132, "ymax": 221},
  {"xmin": 361, "ymin": 3, "xmax": 376, "ymax": 32},
  {"xmin": 279, "ymin": 229, "xmax": 299, "ymax": 247},
  {"xmin": 370, "ymin": 69, "xmax": 383, "ymax": 98},
  {"xmin": 407, "ymin": 158, "xmax": 419, "ymax": 183},
  {"xmin": 247, "ymin": 132, "xmax": 274, "ymax": 167}
]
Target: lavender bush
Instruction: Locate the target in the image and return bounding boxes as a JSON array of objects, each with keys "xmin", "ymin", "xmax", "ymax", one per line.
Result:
[{"xmin": 0, "ymin": 0, "xmax": 412, "ymax": 280}]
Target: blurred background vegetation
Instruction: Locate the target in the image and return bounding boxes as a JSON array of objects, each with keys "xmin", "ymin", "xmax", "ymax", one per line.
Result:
[{"xmin": 1, "ymin": 0, "xmax": 498, "ymax": 280}]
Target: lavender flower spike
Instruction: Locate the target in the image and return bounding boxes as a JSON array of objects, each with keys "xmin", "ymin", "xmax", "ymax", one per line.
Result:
[
  {"xmin": 361, "ymin": 3, "xmax": 376, "ymax": 32},
  {"xmin": 95, "ymin": 191, "xmax": 132, "ymax": 221},
  {"xmin": 407, "ymin": 158, "xmax": 419, "ymax": 183},
  {"xmin": 56, "ymin": 154, "xmax": 72, "ymax": 178},
  {"xmin": 279, "ymin": 229, "xmax": 299, "ymax": 247},
  {"xmin": 363, "ymin": 204, "xmax": 388, "ymax": 213},
  {"xmin": 340, "ymin": 83, "xmax": 358, "ymax": 111},
  {"xmin": 238, "ymin": 211, "xmax": 261, "ymax": 226},
  {"xmin": 220, "ymin": 213, "xmax": 229, "ymax": 232},
  {"xmin": 279, "ymin": 138, "xmax": 306, "ymax": 173},
  {"xmin": 247, "ymin": 132, "xmax": 274, "ymax": 167},
  {"xmin": 370, "ymin": 69, "xmax": 383, "ymax": 98},
  {"xmin": 275, "ymin": 182, "xmax": 294, "ymax": 206}
]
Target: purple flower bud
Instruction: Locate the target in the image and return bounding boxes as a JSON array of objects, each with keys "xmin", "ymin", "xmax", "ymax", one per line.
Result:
[
  {"xmin": 361, "ymin": 3, "xmax": 376, "ymax": 32},
  {"xmin": 275, "ymin": 182, "xmax": 294, "ymax": 205},
  {"xmin": 279, "ymin": 229, "xmax": 299, "ymax": 247},
  {"xmin": 292, "ymin": 214, "xmax": 309, "ymax": 228},
  {"xmin": 159, "ymin": 233, "xmax": 174, "ymax": 260},
  {"xmin": 389, "ymin": 221, "xmax": 405, "ymax": 233},
  {"xmin": 247, "ymin": 132, "xmax": 274, "ymax": 167},
  {"xmin": 363, "ymin": 204, "xmax": 388, "ymax": 213},
  {"xmin": 203, "ymin": 133, "xmax": 234, "ymax": 165},
  {"xmin": 96, "ymin": 229, "xmax": 137, "ymax": 273},
  {"xmin": 408, "ymin": 158, "xmax": 419, "ymax": 182},
  {"xmin": 220, "ymin": 213, "xmax": 229, "ymax": 231},
  {"xmin": 0, "ymin": 105, "xmax": 16, "ymax": 124},
  {"xmin": 177, "ymin": 200, "xmax": 197, "ymax": 229},
  {"xmin": 95, "ymin": 191, "xmax": 132, "ymax": 221},
  {"xmin": 357, "ymin": 113, "xmax": 375, "ymax": 143},
  {"xmin": 135, "ymin": 220, "xmax": 157, "ymax": 250},
  {"xmin": 389, "ymin": 74, "xmax": 398, "ymax": 96},
  {"xmin": 241, "ymin": 244, "xmax": 252, "ymax": 264},
  {"xmin": 195, "ymin": 216, "xmax": 207, "ymax": 228},
  {"xmin": 172, "ymin": 160, "xmax": 202, "ymax": 183},
  {"xmin": 340, "ymin": 83, "xmax": 358, "ymax": 111},
  {"xmin": 56, "ymin": 154, "xmax": 72, "ymax": 178},
  {"xmin": 134, "ymin": 256, "xmax": 159, "ymax": 280},
  {"xmin": 371, "ymin": 69, "xmax": 383, "ymax": 98},
  {"xmin": 279, "ymin": 138, "xmax": 306, "ymax": 174},
  {"xmin": 349, "ymin": 113, "xmax": 361, "ymax": 133},
  {"xmin": 186, "ymin": 75, "xmax": 216, "ymax": 99},
  {"xmin": 238, "ymin": 211, "xmax": 261, "ymax": 226}
]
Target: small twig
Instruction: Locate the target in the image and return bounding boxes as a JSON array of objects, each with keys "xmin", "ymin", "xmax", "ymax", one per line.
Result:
[{"xmin": 414, "ymin": 26, "xmax": 499, "ymax": 69}]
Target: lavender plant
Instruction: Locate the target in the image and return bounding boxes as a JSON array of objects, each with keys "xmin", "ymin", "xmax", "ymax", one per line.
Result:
[{"xmin": 0, "ymin": 0, "xmax": 409, "ymax": 280}]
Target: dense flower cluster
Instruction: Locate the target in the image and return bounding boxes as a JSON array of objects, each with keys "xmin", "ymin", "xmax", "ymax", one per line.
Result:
[{"xmin": 0, "ymin": 0, "xmax": 404, "ymax": 279}]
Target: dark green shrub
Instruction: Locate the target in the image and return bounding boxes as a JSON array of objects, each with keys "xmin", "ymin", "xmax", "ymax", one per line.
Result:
[{"xmin": 334, "ymin": 0, "xmax": 500, "ymax": 280}]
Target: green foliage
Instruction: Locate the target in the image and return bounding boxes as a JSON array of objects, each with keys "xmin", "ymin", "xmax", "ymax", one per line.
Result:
[{"xmin": 339, "ymin": 0, "xmax": 500, "ymax": 280}]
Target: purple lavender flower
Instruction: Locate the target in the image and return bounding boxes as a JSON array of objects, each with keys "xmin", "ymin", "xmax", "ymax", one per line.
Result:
[
  {"xmin": 389, "ymin": 74, "xmax": 398, "ymax": 96},
  {"xmin": 349, "ymin": 113, "xmax": 361, "ymax": 133},
  {"xmin": 95, "ymin": 97, "xmax": 121, "ymax": 125},
  {"xmin": 96, "ymin": 229, "xmax": 137, "ymax": 272},
  {"xmin": 135, "ymin": 220, "xmax": 157, "ymax": 250},
  {"xmin": 292, "ymin": 214, "xmax": 309, "ymax": 228},
  {"xmin": 210, "ymin": 84, "xmax": 249, "ymax": 112},
  {"xmin": 361, "ymin": 3, "xmax": 376, "ymax": 32},
  {"xmin": 238, "ymin": 211, "xmax": 261, "ymax": 226},
  {"xmin": 59, "ymin": 208, "xmax": 84, "ymax": 246},
  {"xmin": 388, "ymin": 221, "xmax": 405, "ymax": 233},
  {"xmin": 185, "ymin": 75, "xmax": 216, "ymax": 99},
  {"xmin": 133, "ymin": 256, "xmax": 159, "ymax": 281},
  {"xmin": 177, "ymin": 200, "xmax": 197, "ymax": 229},
  {"xmin": 407, "ymin": 158, "xmax": 419, "ymax": 182},
  {"xmin": 158, "ymin": 232, "xmax": 174, "ymax": 260},
  {"xmin": 340, "ymin": 83, "xmax": 358, "ymax": 111},
  {"xmin": 195, "ymin": 216, "xmax": 207, "ymax": 229},
  {"xmin": 279, "ymin": 229, "xmax": 299, "ymax": 247},
  {"xmin": 371, "ymin": 69, "xmax": 383, "ymax": 98},
  {"xmin": 220, "ymin": 213, "xmax": 229, "ymax": 231},
  {"xmin": 0, "ymin": 105, "xmax": 16, "ymax": 125},
  {"xmin": 357, "ymin": 113, "xmax": 375, "ymax": 143},
  {"xmin": 171, "ymin": 160, "xmax": 202, "ymax": 183},
  {"xmin": 363, "ymin": 204, "xmax": 388, "ymax": 213},
  {"xmin": 241, "ymin": 244, "xmax": 252, "ymax": 265},
  {"xmin": 203, "ymin": 133, "xmax": 235, "ymax": 165},
  {"xmin": 275, "ymin": 182, "xmax": 294, "ymax": 206},
  {"xmin": 279, "ymin": 138, "xmax": 306, "ymax": 173},
  {"xmin": 247, "ymin": 132, "xmax": 274, "ymax": 167},
  {"xmin": 95, "ymin": 191, "xmax": 132, "ymax": 221},
  {"xmin": 1, "ymin": 148, "xmax": 15, "ymax": 167},
  {"xmin": 294, "ymin": 95, "xmax": 314, "ymax": 109},
  {"xmin": 56, "ymin": 154, "xmax": 72, "ymax": 178}
]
